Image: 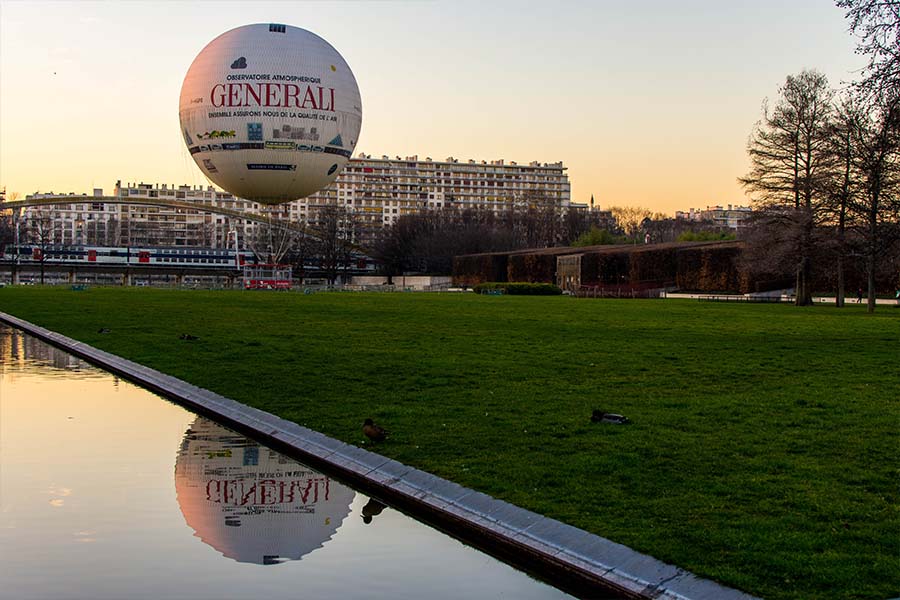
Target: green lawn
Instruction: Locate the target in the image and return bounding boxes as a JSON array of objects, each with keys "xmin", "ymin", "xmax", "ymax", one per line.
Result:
[{"xmin": 1, "ymin": 287, "xmax": 897, "ymax": 600}]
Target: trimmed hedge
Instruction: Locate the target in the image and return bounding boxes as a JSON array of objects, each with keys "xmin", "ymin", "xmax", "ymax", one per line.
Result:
[{"xmin": 474, "ymin": 282, "xmax": 563, "ymax": 295}]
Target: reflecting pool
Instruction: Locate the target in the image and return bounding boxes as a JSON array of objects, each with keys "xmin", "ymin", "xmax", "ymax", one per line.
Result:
[{"xmin": 0, "ymin": 325, "xmax": 573, "ymax": 599}]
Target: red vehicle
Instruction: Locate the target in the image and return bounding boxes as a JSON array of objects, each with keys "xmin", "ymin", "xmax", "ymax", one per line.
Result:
[{"xmin": 243, "ymin": 264, "xmax": 292, "ymax": 290}]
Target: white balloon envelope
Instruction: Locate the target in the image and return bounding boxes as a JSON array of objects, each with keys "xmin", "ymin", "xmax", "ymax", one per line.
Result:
[
  {"xmin": 175, "ymin": 417, "xmax": 355, "ymax": 564},
  {"xmin": 179, "ymin": 23, "xmax": 362, "ymax": 204}
]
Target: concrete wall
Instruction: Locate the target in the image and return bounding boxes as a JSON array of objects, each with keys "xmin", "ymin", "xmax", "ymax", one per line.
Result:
[{"xmin": 350, "ymin": 275, "xmax": 452, "ymax": 290}]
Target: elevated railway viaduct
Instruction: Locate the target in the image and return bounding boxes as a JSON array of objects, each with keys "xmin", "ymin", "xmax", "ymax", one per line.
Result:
[{"xmin": 0, "ymin": 195, "xmax": 365, "ymax": 286}]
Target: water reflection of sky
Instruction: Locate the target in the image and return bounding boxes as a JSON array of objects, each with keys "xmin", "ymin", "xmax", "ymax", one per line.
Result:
[{"xmin": 0, "ymin": 325, "xmax": 572, "ymax": 600}]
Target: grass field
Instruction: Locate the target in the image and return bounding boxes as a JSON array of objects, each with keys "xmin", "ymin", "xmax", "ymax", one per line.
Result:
[{"xmin": 1, "ymin": 287, "xmax": 897, "ymax": 600}]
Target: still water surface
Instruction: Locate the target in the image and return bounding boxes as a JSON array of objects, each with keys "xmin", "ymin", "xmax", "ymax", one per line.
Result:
[{"xmin": 0, "ymin": 325, "xmax": 573, "ymax": 599}]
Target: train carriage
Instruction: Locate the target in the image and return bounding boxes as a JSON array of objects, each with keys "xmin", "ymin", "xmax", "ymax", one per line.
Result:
[
  {"xmin": 2, "ymin": 243, "xmax": 378, "ymax": 282},
  {"xmin": 1, "ymin": 244, "xmax": 256, "ymax": 269}
]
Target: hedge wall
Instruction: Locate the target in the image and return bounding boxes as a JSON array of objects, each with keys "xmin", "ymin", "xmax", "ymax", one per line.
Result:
[
  {"xmin": 580, "ymin": 250, "xmax": 630, "ymax": 285},
  {"xmin": 675, "ymin": 244, "xmax": 746, "ymax": 293},
  {"xmin": 452, "ymin": 253, "xmax": 508, "ymax": 286},
  {"xmin": 628, "ymin": 246, "xmax": 681, "ymax": 284},
  {"xmin": 450, "ymin": 241, "xmax": 891, "ymax": 295},
  {"xmin": 507, "ymin": 253, "xmax": 558, "ymax": 283}
]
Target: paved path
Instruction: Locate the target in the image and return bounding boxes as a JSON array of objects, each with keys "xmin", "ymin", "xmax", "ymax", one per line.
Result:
[{"xmin": 665, "ymin": 292, "xmax": 899, "ymax": 305}]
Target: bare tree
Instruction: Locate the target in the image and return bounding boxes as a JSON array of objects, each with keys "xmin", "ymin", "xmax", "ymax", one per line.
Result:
[
  {"xmin": 643, "ymin": 216, "xmax": 733, "ymax": 244},
  {"xmin": 562, "ymin": 208, "xmax": 590, "ymax": 245},
  {"xmin": 739, "ymin": 70, "xmax": 835, "ymax": 305},
  {"xmin": 822, "ymin": 94, "xmax": 866, "ymax": 306},
  {"xmin": 0, "ymin": 191, "xmax": 18, "ymax": 267},
  {"xmin": 0, "ymin": 210, "xmax": 15, "ymax": 250},
  {"xmin": 26, "ymin": 210, "xmax": 59, "ymax": 284},
  {"xmin": 414, "ymin": 209, "xmax": 504, "ymax": 273},
  {"xmin": 558, "ymin": 206, "xmax": 616, "ymax": 246},
  {"xmin": 195, "ymin": 221, "xmax": 216, "ymax": 248},
  {"xmin": 370, "ymin": 213, "xmax": 422, "ymax": 282},
  {"xmin": 607, "ymin": 206, "xmax": 657, "ymax": 243},
  {"xmin": 837, "ymin": 0, "xmax": 900, "ymax": 96},
  {"xmin": 367, "ymin": 200, "xmax": 614, "ymax": 277},
  {"xmin": 313, "ymin": 204, "xmax": 357, "ymax": 284},
  {"xmin": 848, "ymin": 94, "xmax": 900, "ymax": 312},
  {"xmin": 737, "ymin": 212, "xmax": 802, "ymax": 291},
  {"xmin": 836, "ymin": 1, "xmax": 900, "ymax": 310},
  {"xmin": 283, "ymin": 232, "xmax": 317, "ymax": 280}
]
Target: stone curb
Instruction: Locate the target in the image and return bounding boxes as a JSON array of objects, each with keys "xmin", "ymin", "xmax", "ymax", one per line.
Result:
[{"xmin": 0, "ymin": 311, "xmax": 759, "ymax": 600}]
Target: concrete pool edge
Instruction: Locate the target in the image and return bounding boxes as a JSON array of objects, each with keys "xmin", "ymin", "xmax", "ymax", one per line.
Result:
[{"xmin": 1, "ymin": 311, "xmax": 758, "ymax": 600}]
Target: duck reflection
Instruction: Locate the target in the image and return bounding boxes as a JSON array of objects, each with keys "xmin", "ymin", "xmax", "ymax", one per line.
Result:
[
  {"xmin": 361, "ymin": 498, "xmax": 386, "ymax": 524},
  {"xmin": 174, "ymin": 416, "xmax": 355, "ymax": 565}
]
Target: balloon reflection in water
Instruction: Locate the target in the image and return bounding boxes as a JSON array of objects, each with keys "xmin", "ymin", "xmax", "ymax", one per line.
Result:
[{"xmin": 175, "ymin": 416, "xmax": 355, "ymax": 564}]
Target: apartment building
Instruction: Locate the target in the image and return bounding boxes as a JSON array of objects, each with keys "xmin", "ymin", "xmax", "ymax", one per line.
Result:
[
  {"xmin": 334, "ymin": 154, "xmax": 570, "ymax": 226},
  {"xmin": 675, "ymin": 205, "xmax": 753, "ymax": 230},
  {"xmin": 21, "ymin": 185, "xmax": 259, "ymax": 249},
  {"xmin": 19, "ymin": 154, "xmax": 572, "ymax": 248}
]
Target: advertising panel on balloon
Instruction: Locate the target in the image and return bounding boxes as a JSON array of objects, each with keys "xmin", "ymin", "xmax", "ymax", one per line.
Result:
[{"xmin": 179, "ymin": 24, "xmax": 363, "ymax": 204}]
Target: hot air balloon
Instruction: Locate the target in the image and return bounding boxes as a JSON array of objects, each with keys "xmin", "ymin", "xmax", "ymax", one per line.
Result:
[
  {"xmin": 179, "ymin": 23, "xmax": 362, "ymax": 204},
  {"xmin": 175, "ymin": 417, "xmax": 355, "ymax": 564}
]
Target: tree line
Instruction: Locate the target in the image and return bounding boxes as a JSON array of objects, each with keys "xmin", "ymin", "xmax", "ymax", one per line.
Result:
[
  {"xmin": 366, "ymin": 200, "xmax": 741, "ymax": 281},
  {"xmin": 368, "ymin": 202, "xmax": 615, "ymax": 280},
  {"xmin": 739, "ymin": 1, "xmax": 899, "ymax": 311}
]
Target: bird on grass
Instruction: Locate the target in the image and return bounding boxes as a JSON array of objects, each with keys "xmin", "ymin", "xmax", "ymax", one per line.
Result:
[
  {"xmin": 97, "ymin": 328, "xmax": 110, "ymax": 334},
  {"xmin": 361, "ymin": 498, "xmax": 386, "ymax": 524},
  {"xmin": 179, "ymin": 333, "xmax": 198, "ymax": 341},
  {"xmin": 591, "ymin": 409, "xmax": 630, "ymax": 425},
  {"xmin": 363, "ymin": 418, "xmax": 388, "ymax": 443}
]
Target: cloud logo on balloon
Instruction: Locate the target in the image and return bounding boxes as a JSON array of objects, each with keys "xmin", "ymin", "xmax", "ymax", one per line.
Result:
[{"xmin": 231, "ymin": 57, "xmax": 247, "ymax": 69}]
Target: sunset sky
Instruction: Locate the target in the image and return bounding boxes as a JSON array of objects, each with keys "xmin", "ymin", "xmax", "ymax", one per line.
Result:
[{"xmin": 1, "ymin": 0, "xmax": 864, "ymax": 214}]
